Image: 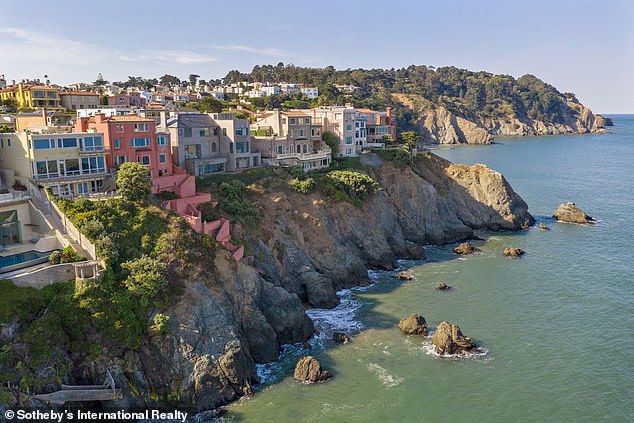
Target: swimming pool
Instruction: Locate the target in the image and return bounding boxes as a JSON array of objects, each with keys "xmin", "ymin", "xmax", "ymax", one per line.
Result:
[{"xmin": 0, "ymin": 250, "xmax": 55, "ymax": 274}]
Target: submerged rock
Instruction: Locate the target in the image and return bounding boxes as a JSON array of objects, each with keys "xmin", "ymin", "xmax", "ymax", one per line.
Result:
[
  {"xmin": 396, "ymin": 271, "xmax": 414, "ymax": 280},
  {"xmin": 453, "ymin": 242, "xmax": 481, "ymax": 255},
  {"xmin": 398, "ymin": 314, "xmax": 428, "ymax": 336},
  {"xmin": 503, "ymin": 247, "xmax": 525, "ymax": 258},
  {"xmin": 431, "ymin": 321, "xmax": 479, "ymax": 355},
  {"xmin": 553, "ymin": 202, "xmax": 595, "ymax": 224},
  {"xmin": 294, "ymin": 356, "xmax": 332, "ymax": 383},
  {"xmin": 332, "ymin": 332, "xmax": 351, "ymax": 344},
  {"xmin": 436, "ymin": 282, "xmax": 451, "ymax": 291}
]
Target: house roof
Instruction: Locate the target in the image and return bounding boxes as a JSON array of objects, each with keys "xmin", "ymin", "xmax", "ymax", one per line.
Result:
[
  {"xmin": 282, "ymin": 111, "xmax": 310, "ymax": 117},
  {"xmin": 167, "ymin": 113, "xmax": 215, "ymax": 128},
  {"xmin": 355, "ymin": 108, "xmax": 378, "ymax": 114},
  {"xmin": 60, "ymin": 91, "xmax": 99, "ymax": 96}
]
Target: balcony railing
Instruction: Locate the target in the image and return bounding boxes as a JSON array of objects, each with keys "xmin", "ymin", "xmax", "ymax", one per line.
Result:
[{"xmin": 276, "ymin": 148, "xmax": 331, "ymax": 161}]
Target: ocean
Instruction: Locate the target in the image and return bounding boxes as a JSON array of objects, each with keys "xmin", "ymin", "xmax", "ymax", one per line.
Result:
[{"xmin": 227, "ymin": 115, "xmax": 634, "ymax": 422}]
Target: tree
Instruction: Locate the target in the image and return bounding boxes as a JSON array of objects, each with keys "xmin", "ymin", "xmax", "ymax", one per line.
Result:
[
  {"xmin": 399, "ymin": 131, "xmax": 420, "ymax": 149},
  {"xmin": 188, "ymin": 74, "xmax": 200, "ymax": 88},
  {"xmin": 322, "ymin": 131, "xmax": 339, "ymax": 160},
  {"xmin": 121, "ymin": 255, "xmax": 167, "ymax": 299},
  {"xmin": 200, "ymin": 97, "xmax": 223, "ymax": 113},
  {"xmin": 159, "ymin": 74, "xmax": 180, "ymax": 87},
  {"xmin": 116, "ymin": 162, "xmax": 151, "ymax": 203}
]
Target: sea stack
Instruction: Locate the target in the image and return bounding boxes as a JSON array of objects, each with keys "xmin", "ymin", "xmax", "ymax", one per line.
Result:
[
  {"xmin": 503, "ymin": 247, "xmax": 525, "ymax": 258},
  {"xmin": 453, "ymin": 242, "xmax": 481, "ymax": 255},
  {"xmin": 398, "ymin": 314, "xmax": 428, "ymax": 336},
  {"xmin": 294, "ymin": 356, "xmax": 332, "ymax": 383},
  {"xmin": 431, "ymin": 321, "xmax": 479, "ymax": 355},
  {"xmin": 553, "ymin": 202, "xmax": 595, "ymax": 224}
]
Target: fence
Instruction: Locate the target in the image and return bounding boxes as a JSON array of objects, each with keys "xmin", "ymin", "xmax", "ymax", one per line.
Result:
[{"xmin": 43, "ymin": 190, "xmax": 97, "ymax": 260}]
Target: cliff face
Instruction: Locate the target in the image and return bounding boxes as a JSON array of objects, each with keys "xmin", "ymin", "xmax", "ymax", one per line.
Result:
[
  {"xmin": 394, "ymin": 93, "xmax": 610, "ymax": 144},
  {"xmin": 236, "ymin": 153, "xmax": 533, "ymax": 309},
  {"xmin": 27, "ymin": 154, "xmax": 532, "ymax": 413}
]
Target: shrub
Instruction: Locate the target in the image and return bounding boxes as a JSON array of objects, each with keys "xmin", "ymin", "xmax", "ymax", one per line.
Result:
[
  {"xmin": 116, "ymin": 162, "xmax": 151, "ymax": 203},
  {"xmin": 151, "ymin": 313, "xmax": 171, "ymax": 335},
  {"xmin": 219, "ymin": 180, "xmax": 260, "ymax": 227},
  {"xmin": 324, "ymin": 170, "xmax": 380, "ymax": 204},
  {"xmin": 289, "ymin": 177, "xmax": 315, "ymax": 194},
  {"xmin": 376, "ymin": 147, "xmax": 411, "ymax": 167},
  {"xmin": 197, "ymin": 201, "xmax": 221, "ymax": 222},
  {"xmin": 155, "ymin": 191, "xmax": 178, "ymax": 201},
  {"xmin": 60, "ymin": 246, "xmax": 83, "ymax": 263},
  {"xmin": 121, "ymin": 255, "xmax": 168, "ymax": 299},
  {"xmin": 48, "ymin": 250, "xmax": 62, "ymax": 265}
]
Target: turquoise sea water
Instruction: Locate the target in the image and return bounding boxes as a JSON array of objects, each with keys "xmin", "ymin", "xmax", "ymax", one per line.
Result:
[{"xmin": 228, "ymin": 115, "xmax": 634, "ymax": 422}]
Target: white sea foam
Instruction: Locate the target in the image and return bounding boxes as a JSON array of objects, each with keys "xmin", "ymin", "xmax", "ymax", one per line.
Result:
[
  {"xmin": 367, "ymin": 363, "xmax": 404, "ymax": 387},
  {"xmin": 306, "ymin": 289, "xmax": 366, "ymax": 343}
]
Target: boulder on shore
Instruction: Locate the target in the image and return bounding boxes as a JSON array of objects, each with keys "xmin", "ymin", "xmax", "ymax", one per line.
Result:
[
  {"xmin": 431, "ymin": 321, "xmax": 479, "ymax": 355},
  {"xmin": 453, "ymin": 242, "xmax": 481, "ymax": 255},
  {"xmin": 552, "ymin": 202, "xmax": 594, "ymax": 224},
  {"xmin": 332, "ymin": 331, "xmax": 351, "ymax": 344},
  {"xmin": 398, "ymin": 314, "xmax": 428, "ymax": 336},
  {"xmin": 294, "ymin": 356, "xmax": 332, "ymax": 383},
  {"xmin": 503, "ymin": 247, "xmax": 525, "ymax": 258},
  {"xmin": 436, "ymin": 282, "xmax": 451, "ymax": 291}
]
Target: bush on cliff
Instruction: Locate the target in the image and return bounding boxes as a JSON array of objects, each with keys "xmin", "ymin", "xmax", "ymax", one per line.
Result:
[
  {"xmin": 289, "ymin": 177, "xmax": 316, "ymax": 194},
  {"xmin": 219, "ymin": 180, "xmax": 260, "ymax": 227},
  {"xmin": 323, "ymin": 170, "xmax": 380, "ymax": 204}
]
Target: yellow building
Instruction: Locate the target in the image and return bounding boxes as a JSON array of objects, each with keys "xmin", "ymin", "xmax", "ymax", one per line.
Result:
[
  {"xmin": 0, "ymin": 127, "xmax": 109, "ymax": 198},
  {"xmin": 0, "ymin": 83, "xmax": 62, "ymax": 110}
]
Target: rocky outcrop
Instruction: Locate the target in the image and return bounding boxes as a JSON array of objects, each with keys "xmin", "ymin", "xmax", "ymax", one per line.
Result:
[
  {"xmin": 436, "ymin": 282, "xmax": 451, "ymax": 291},
  {"xmin": 453, "ymin": 242, "xmax": 480, "ymax": 255},
  {"xmin": 503, "ymin": 247, "xmax": 525, "ymax": 258},
  {"xmin": 396, "ymin": 271, "xmax": 414, "ymax": 280},
  {"xmin": 393, "ymin": 93, "xmax": 610, "ymax": 144},
  {"xmin": 293, "ymin": 356, "xmax": 332, "ymax": 383},
  {"xmin": 332, "ymin": 332, "xmax": 351, "ymax": 344},
  {"xmin": 242, "ymin": 154, "xmax": 533, "ymax": 309},
  {"xmin": 553, "ymin": 202, "xmax": 594, "ymax": 224},
  {"xmin": 398, "ymin": 314, "xmax": 428, "ymax": 336},
  {"xmin": 431, "ymin": 321, "xmax": 479, "ymax": 355},
  {"xmin": 539, "ymin": 222, "xmax": 550, "ymax": 231}
]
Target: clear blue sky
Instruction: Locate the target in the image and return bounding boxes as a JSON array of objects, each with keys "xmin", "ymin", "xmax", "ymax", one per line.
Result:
[{"xmin": 2, "ymin": 0, "xmax": 633, "ymax": 113}]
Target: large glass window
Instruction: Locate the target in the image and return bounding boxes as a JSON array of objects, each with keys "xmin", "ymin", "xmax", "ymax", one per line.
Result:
[
  {"xmin": 157, "ymin": 136, "xmax": 167, "ymax": 145},
  {"xmin": 235, "ymin": 127, "xmax": 249, "ymax": 136},
  {"xmin": 130, "ymin": 137, "xmax": 149, "ymax": 147},
  {"xmin": 134, "ymin": 123, "xmax": 149, "ymax": 132},
  {"xmin": 33, "ymin": 139, "xmax": 53, "ymax": 149},
  {"xmin": 62, "ymin": 138, "xmax": 78, "ymax": 148},
  {"xmin": 159, "ymin": 153, "xmax": 167, "ymax": 164},
  {"xmin": 34, "ymin": 160, "xmax": 59, "ymax": 178},
  {"xmin": 81, "ymin": 136, "xmax": 103, "ymax": 151},
  {"xmin": 81, "ymin": 156, "xmax": 105, "ymax": 174},
  {"xmin": 65, "ymin": 159, "xmax": 80, "ymax": 175}
]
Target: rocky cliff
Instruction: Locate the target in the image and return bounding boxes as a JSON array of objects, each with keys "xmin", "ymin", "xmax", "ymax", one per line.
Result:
[
  {"xmin": 394, "ymin": 93, "xmax": 611, "ymax": 144},
  {"xmin": 3, "ymin": 154, "xmax": 533, "ymax": 413}
]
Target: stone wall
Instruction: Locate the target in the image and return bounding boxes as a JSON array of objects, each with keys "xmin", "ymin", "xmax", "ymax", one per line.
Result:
[{"xmin": 10, "ymin": 263, "xmax": 75, "ymax": 288}]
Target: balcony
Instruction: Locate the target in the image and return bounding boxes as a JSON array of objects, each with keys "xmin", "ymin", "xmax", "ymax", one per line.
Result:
[
  {"xmin": 275, "ymin": 147, "xmax": 331, "ymax": 162},
  {"xmin": 0, "ymin": 190, "xmax": 31, "ymax": 204},
  {"xmin": 79, "ymin": 147, "xmax": 109, "ymax": 156},
  {"xmin": 33, "ymin": 170, "xmax": 108, "ymax": 183}
]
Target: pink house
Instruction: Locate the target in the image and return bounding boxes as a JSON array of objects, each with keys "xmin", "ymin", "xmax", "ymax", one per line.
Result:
[{"xmin": 75, "ymin": 114, "xmax": 173, "ymax": 181}]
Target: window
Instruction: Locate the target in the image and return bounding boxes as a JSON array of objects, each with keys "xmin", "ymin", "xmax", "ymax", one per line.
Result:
[
  {"xmin": 115, "ymin": 156, "xmax": 129, "ymax": 166},
  {"xmin": 159, "ymin": 153, "xmax": 167, "ymax": 164},
  {"xmin": 276, "ymin": 145, "xmax": 283, "ymax": 154},
  {"xmin": 199, "ymin": 128, "xmax": 210, "ymax": 137},
  {"xmin": 134, "ymin": 123, "xmax": 149, "ymax": 132},
  {"xmin": 140, "ymin": 155, "xmax": 150, "ymax": 165},
  {"xmin": 81, "ymin": 156, "xmax": 105, "ymax": 174},
  {"xmin": 34, "ymin": 139, "xmax": 53, "ymax": 149},
  {"xmin": 115, "ymin": 124, "xmax": 124, "ymax": 133},
  {"xmin": 81, "ymin": 136, "xmax": 103, "ymax": 151},
  {"xmin": 157, "ymin": 136, "xmax": 167, "ymax": 145},
  {"xmin": 184, "ymin": 128, "xmax": 192, "ymax": 137},
  {"xmin": 304, "ymin": 118, "xmax": 310, "ymax": 124},
  {"xmin": 236, "ymin": 141, "xmax": 249, "ymax": 154},
  {"xmin": 297, "ymin": 129, "xmax": 305, "ymax": 137},
  {"xmin": 211, "ymin": 142, "xmax": 217, "ymax": 153},
  {"xmin": 222, "ymin": 128, "xmax": 227, "ymax": 136},
  {"xmin": 34, "ymin": 160, "xmax": 59, "ymax": 178},
  {"xmin": 289, "ymin": 118, "xmax": 297, "ymax": 125},
  {"xmin": 346, "ymin": 125, "xmax": 352, "ymax": 131},
  {"xmin": 184, "ymin": 144, "xmax": 201, "ymax": 159},
  {"xmin": 65, "ymin": 159, "xmax": 80, "ymax": 175},
  {"xmin": 7, "ymin": 139, "xmax": 10, "ymax": 147},
  {"xmin": 345, "ymin": 136, "xmax": 353, "ymax": 144},
  {"xmin": 311, "ymin": 128, "xmax": 320, "ymax": 137},
  {"xmin": 303, "ymin": 144, "xmax": 308, "ymax": 153},
  {"xmin": 213, "ymin": 127, "xmax": 219, "ymax": 136},
  {"xmin": 235, "ymin": 127, "xmax": 249, "ymax": 136},
  {"xmin": 114, "ymin": 139, "xmax": 120, "ymax": 149},
  {"xmin": 130, "ymin": 138, "xmax": 150, "ymax": 147}
]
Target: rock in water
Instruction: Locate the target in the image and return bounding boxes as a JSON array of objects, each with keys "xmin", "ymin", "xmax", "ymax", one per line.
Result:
[
  {"xmin": 538, "ymin": 222, "xmax": 550, "ymax": 231},
  {"xmin": 503, "ymin": 247, "xmax": 525, "ymax": 258},
  {"xmin": 396, "ymin": 271, "xmax": 414, "ymax": 280},
  {"xmin": 552, "ymin": 202, "xmax": 595, "ymax": 224},
  {"xmin": 453, "ymin": 242, "xmax": 481, "ymax": 255},
  {"xmin": 398, "ymin": 314, "xmax": 428, "ymax": 336},
  {"xmin": 294, "ymin": 356, "xmax": 332, "ymax": 383},
  {"xmin": 436, "ymin": 282, "xmax": 451, "ymax": 291},
  {"xmin": 332, "ymin": 331, "xmax": 351, "ymax": 344},
  {"xmin": 431, "ymin": 321, "xmax": 478, "ymax": 355}
]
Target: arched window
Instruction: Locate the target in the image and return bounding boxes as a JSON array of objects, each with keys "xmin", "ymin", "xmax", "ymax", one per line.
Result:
[
  {"xmin": 296, "ymin": 144, "xmax": 301, "ymax": 153},
  {"xmin": 303, "ymin": 144, "xmax": 308, "ymax": 153},
  {"xmin": 211, "ymin": 142, "xmax": 217, "ymax": 153}
]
